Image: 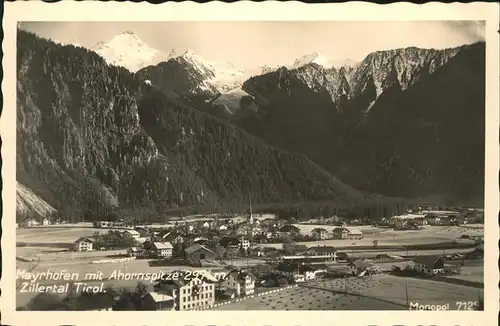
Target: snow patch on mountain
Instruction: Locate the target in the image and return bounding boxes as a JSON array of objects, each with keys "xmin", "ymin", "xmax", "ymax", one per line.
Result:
[{"xmin": 213, "ymin": 87, "xmax": 259, "ymax": 115}]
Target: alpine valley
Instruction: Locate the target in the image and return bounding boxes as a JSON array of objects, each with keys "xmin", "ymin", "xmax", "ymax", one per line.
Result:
[{"xmin": 16, "ymin": 29, "xmax": 485, "ymax": 223}]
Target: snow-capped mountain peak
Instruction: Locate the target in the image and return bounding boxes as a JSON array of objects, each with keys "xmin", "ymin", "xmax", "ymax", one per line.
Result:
[
  {"xmin": 92, "ymin": 31, "xmax": 168, "ymax": 73},
  {"xmin": 163, "ymin": 49, "xmax": 248, "ymax": 93}
]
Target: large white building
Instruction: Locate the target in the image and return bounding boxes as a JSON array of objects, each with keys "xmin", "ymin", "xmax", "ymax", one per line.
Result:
[{"xmin": 153, "ymin": 271, "xmax": 216, "ymax": 310}]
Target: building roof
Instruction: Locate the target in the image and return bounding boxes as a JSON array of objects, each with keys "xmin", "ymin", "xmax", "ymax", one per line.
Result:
[
  {"xmin": 75, "ymin": 237, "xmax": 95, "ymax": 244},
  {"xmin": 350, "ymin": 260, "xmax": 373, "ymax": 268},
  {"xmin": 146, "ymin": 291, "xmax": 174, "ymax": 303},
  {"xmin": 298, "ymin": 265, "xmax": 317, "ymax": 273},
  {"xmin": 153, "ymin": 242, "xmax": 173, "ymax": 250},
  {"xmin": 128, "ymin": 246, "xmax": 143, "ymax": 252},
  {"xmin": 162, "ymin": 231, "xmax": 183, "ymax": 242},
  {"xmin": 308, "ymin": 246, "xmax": 336, "ymax": 253},
  {"xmin": 122, "ymin": 229, "xmax": 140, "ymax": 236},
  {"xmin": 413, "ymin": 255, "xmax": 443, "ymax": 267},
  {"xmin": 311, "ymin": 228, "xmax": 328, "ymax": 233},
  {"xmin": 227, "ymin": 269, "xmax": 257, "ymax": 282},
  {"xmin": 332, "ymin": 227, "xmax": 348, "ymax": 233},
  {"xmin": 308, "ymin": 263, "xmax": 329, "ymax": 271},
  {"xmin": 184, "ymin": 244, "xmax": 215, "ymax": 255}
]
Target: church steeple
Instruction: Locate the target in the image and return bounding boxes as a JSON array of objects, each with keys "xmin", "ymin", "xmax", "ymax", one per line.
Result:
[{"xmin": 249, "ymin": 194, "xmax": 254, "ymax": 224}]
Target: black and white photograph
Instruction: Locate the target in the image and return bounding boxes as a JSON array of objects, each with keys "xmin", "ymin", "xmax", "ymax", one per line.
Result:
[
  {"xmin": 1, "ymin": 1, "xmax": 497, "ymax": 323},
  {"xmin": 12, "ymin": 19, "xmax": 489, "ymax": 313}
]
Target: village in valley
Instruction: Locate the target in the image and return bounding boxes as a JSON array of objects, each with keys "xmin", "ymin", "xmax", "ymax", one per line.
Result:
[{"xmin": 16, "ymin": 205, "xmax": 485, "ymax": 311}]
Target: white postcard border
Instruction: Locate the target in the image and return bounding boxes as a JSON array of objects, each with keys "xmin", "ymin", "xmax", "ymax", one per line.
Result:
[{"xmin": 1, "ymin": 2, "xmax": 499, "ymax": 326}]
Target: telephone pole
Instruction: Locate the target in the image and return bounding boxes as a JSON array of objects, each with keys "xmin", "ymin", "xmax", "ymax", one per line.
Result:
[{"xmin": 405, "ymin": 282, "xmax": 409, "ymax": 306}]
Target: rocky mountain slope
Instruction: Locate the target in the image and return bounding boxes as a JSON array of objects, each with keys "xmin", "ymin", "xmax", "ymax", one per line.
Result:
[
  {"xmin": 17, "ymin": 30, "xmax": 374, "ymax": 222},
  {"xmin": 235, "ymin": 43, "xmax": 485, "ymax": 202},
  {"xmin": 95, "ymin": 31, "xmax": 483, "ymax": 203},
  {"xmin": 16, "ymin": 182, "xmax": 57, "ymax": 221}
]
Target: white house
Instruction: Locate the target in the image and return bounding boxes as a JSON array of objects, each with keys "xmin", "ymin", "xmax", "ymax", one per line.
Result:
[
  {"xmin": 297, "ymin": 265, "xmax": 317, "ymax": 281},
  {"xmin": 222, "ymin": 270, "xmax": 256, "ymax": 296},
  {"xmin": 24, "ymin": 219, "xmax": 39, "ymax": 228},
  {"xmin": 127, "ymin": 246, "xmax": 144, "ymax": 257},
  {"xmin": 347, "ymin": 228, "xmax": 363, "ymax": 240},
  {"xmin": 42, "ymin": 218, "xmax": 50, "ymax": 226},
  {"xmin": 152, "ymin": 242, "xmax": 174, "ymax": 258},
  {"xmin": 239, "ymin": 237, "xmax": 251, "ymax": 250},
  {"xmin": 332, "ymin": 227, "xmax": 363, "ymax": 240},
  {"xmin": 74, "ymin": 237, "xmax": 95, "ymax": 252}
]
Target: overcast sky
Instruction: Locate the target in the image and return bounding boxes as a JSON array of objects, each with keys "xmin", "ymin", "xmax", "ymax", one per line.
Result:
[{"xmin": 19, "ymin": 21, "xmax": 485, "ymax": 68}]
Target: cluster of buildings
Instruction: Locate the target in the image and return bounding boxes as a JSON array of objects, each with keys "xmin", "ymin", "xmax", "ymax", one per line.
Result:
[
  {"xmin": 21, "ymin": 217, "xmax": 51, "ymax": 228},
  {"xmin": 383, "ymin": 208, "xmax": 484, "ymax": 229},
  {"xmin": 72, "ymin": 209, "xmax": 364, "ymax": 263}
]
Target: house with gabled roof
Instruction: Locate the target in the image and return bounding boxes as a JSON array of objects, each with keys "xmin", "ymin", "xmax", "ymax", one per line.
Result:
[
  {"xmin": 74, "ymin": 237, "xmax": 96, "ymax": 252},
  {"xmin": 296, "ymin": 264, "xmax": 318, "ymax": 282},
  {"xmin": 152, "ymin": 242, "xmax": 173, "ymax": 258},
  {"xmin": 278, "ymin": 225, "xmax": 301, "ymax": 236},
  {"xmin": 121, "ymin": 229, "xmax": 141, "ymax": 239},
  {"xmin": 184, "ymin": 244, "xmax": 215, "ymax": 265},
  {"xmin": 332, "ymin": 227, "xmax": 363, "ymax": 240},
  {"xmin": 349, "ymin": 259, "xmax": 374, "ymax": 276},
  {"xmin": 311, "ymin": 227, "xmax": 329, "ymax": 240},
  {"xmin": 222, "ymin": 269, "xmax": 256, "ymax": 296},
  {"xmin": 161, "ymin": 231, "xmax": 184, "ymax": 245},
  {"xmin": 306, "ymin": 245, "xmax": 337, "ymax": 261},
  {"xmin": 412, "ymin": 255, "xmax": 445, "ymax": 275},
  {"xmin": 142, "ymin": 291, "xmax": 175, "ymax": 311}
]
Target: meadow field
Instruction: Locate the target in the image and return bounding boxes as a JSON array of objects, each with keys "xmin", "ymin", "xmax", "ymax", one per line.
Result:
[
  {"xmin": 259, "ymin": 225, "xmax": 482, "ymax": 250},
  {"xmin": 211, "ymin": 274, "xmax": 483, "ymax": 310}
]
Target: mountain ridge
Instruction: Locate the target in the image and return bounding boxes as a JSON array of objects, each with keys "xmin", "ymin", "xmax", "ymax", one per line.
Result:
[{"xmin": 17, "ymin": 30, "xmax": 389, "ymax": 222}]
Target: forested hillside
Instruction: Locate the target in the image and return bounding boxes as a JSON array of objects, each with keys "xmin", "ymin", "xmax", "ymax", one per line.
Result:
[{"xmin": 17, "ymin": 30, "xmax": 380, "ymax": 222}]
